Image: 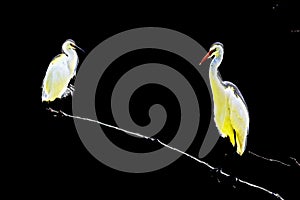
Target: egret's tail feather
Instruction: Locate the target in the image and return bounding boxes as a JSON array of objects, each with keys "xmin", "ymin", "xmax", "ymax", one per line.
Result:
[{"xmin": 42, "ymin": 89, "xmax": 49, "ymax": 102}]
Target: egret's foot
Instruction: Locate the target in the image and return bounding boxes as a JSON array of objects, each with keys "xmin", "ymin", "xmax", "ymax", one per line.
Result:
[
  {"xmin": 210, "ymin": 167, "xmax": 222, "ymax": 184},
  {"xmin": 46, "ymin": 108, "xmax": 64, "ymax": 117},
  {"xmin": 226, "ymin": 176, "xmax": 239, "ymax": 189}
]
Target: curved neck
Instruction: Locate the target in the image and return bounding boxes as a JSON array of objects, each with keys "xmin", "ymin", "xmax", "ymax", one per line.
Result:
[
  {"xmin": 210, "ymin": 54, "xmax": 223, "ymax": 75},
  {"xmin": 62, "ymin": 47, "xmax": 76, "ymax": 60},
  {"xmin": 209, "ymin": 53, "xmax": 224, "ymax": 95},
  {"xmin": 62, "ymin": 47, "xmax": 78, "ymax": 73}
]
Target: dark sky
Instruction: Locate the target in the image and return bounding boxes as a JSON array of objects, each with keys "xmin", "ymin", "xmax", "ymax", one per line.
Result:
[{"xmin": 11, "ymin": 1, "xmax": 299, "ymax": 200}]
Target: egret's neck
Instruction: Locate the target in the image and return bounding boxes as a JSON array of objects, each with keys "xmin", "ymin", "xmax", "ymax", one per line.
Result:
[
  {"xmin": 63, "ymin": 48, "xmax": 78, "ymax": 73},
  {"xmin": 63, "ymin": 48, "xmax": 76, "ymax": 60},
  {"xmin": 209, "ymin": 54, "xmax": 223, "ymax": 76},
  {"xmin": 209, "ymin": 53, "xmax": 224, "ymax": 97}
]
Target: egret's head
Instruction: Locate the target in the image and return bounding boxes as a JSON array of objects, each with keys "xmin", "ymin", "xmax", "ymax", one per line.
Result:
[
  {"xmin": 62, "ymin": 39, "xmax": 84, "ymax": 52},
  {"xmin": 199, "ymin": 42, "xmax": 224, "ymax": 65}
]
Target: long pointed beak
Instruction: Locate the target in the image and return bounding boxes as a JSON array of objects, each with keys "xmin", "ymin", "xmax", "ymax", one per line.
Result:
[
  {"xmin": 75, "ymin": 45, "xmax": 85, "ymax": 53},
  {"xmin": 199, "ymin": 51, "xmax": 211, "ymax": 65}
]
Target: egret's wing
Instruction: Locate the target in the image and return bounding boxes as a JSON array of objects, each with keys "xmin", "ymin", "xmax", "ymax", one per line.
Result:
[
  {"xmin": 43, "ymin": 54, "xmax": 67, "ymax": 93},
  {"xmin": 223, "ymin": 81, "xmax": 248, "ymax": 110},
  {"xmin": 226, "ymin": 82, "xmax": 249, "ymax": 155},
  {"xmin": 50, "ymin": 54, "xmax": 66, "ymax": 66},
  {"xmin": 42, "ymin": 65, "xmax": 54, "ymax": 96},
  {"xmin": 220, "ymin": 97, "xmax": 236, "ymax": 147},
  {"xmin": 42, "ymin": 54, "xmax": 70, "ymax": 101}
]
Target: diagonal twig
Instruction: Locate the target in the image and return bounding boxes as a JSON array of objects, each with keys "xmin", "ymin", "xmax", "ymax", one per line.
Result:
[
  {"xmin": 248, "ymin": 151, "xmax": 291, "ymax": 167},
  {"xmin": 48, "ymin": 108, "xmax": 285, "ymax": 200},
  {"xmin": 290, "ymin": 157, "xmax": 300, "ymax": 167}
]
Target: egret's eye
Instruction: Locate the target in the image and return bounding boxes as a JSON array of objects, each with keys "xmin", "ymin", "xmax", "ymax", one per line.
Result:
[
  {"xmin": 70, "ymin": 44, "xmax": 76, "ymax": 49},
  {"xmin": 209, "ymin": 48, "xmax": 216, "ymax": 55}
]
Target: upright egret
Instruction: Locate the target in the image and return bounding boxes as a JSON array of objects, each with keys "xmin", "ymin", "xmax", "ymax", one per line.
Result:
[
  {"xmin": 200, "ymin": 42, "xmax": 249, "ymax": 155},
  {"xmin": 42, "ymin": 39, "xmax": 83, "ymax": 102}
]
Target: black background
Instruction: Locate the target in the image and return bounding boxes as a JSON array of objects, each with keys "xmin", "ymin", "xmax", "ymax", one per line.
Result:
[{"xmin": 9, "ymin": 1, "xmax": 299, "ymax": 199}]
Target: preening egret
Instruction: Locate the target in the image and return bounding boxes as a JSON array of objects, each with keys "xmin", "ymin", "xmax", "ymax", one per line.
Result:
[
  {"xmin": 42, "ymin": 39, "xmax": 83, "ymax": 102},
  {"xmin": 200, "ymin": 42, "xmax": 249, "ymax": 155}
]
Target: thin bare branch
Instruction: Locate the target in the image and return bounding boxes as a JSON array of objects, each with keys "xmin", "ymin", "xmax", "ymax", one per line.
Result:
[
  {"xmin": 290, "ymin": 157, "xmax": 300, "ymax": 167},
  {"xmin": 248, "ymin": 151, "xmax": 291, "ymax": 167},
  {"xmin": 48, "ymin": 108, "xmax": 285, "ymax": 200}
]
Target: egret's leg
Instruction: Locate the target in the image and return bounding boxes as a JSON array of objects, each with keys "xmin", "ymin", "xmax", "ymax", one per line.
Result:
[
  {"xmin": 62, "ymin": 87, "xmax": 73, "ymax": 98},
  {"xmin": 69, "ymin": 84, "xmax": 75, "ymax": 91}
]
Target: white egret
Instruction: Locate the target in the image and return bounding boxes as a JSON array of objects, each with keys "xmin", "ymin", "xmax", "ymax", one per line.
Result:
[
  {"xmin": 200, "ymin": 42, "xmax": 249, "ymax": 155},
  {"xmin": 42, "ymin": 39, "xmax": 83, "ymax": 102}
]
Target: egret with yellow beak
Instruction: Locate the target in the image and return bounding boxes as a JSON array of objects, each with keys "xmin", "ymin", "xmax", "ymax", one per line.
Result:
[
  {"xmin": 42, "ymin": 39, "xmax": 83, "ymax": 102},
  {"xmin": 200, "ymin": 42, "xmax": 249, "ymax": 155}
]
